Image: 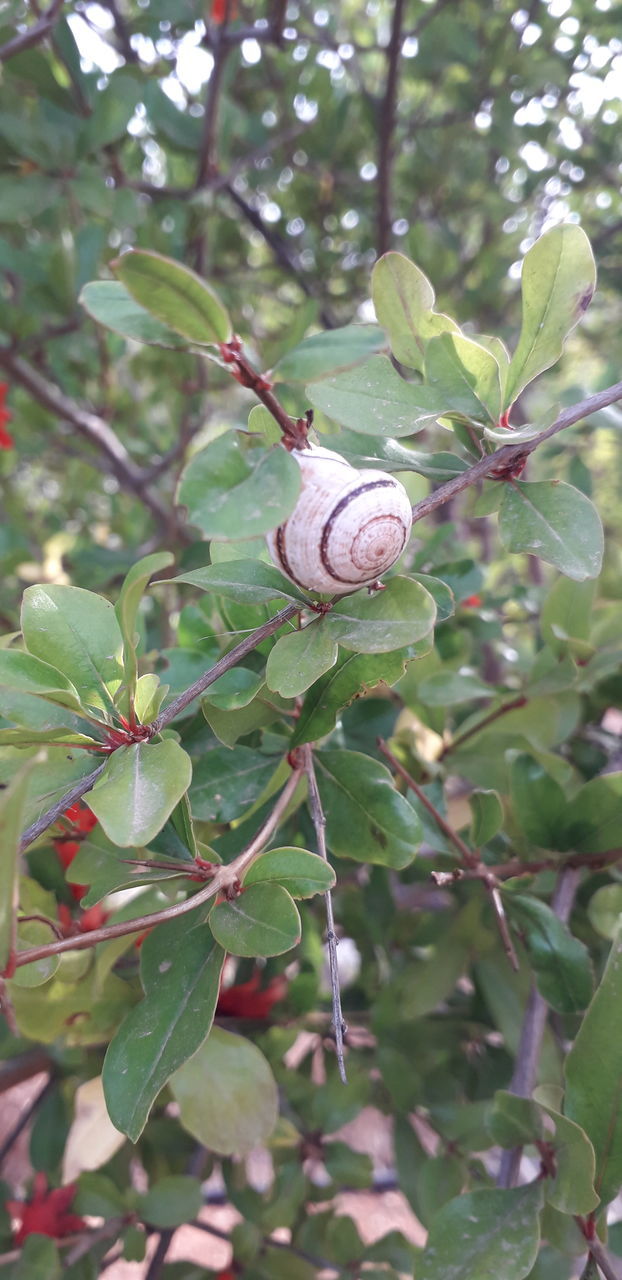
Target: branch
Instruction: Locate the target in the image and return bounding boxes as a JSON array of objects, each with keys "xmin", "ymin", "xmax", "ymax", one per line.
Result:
[
  {"xmin": 0, "ymin": 1048, "xmax": 52, "ymax": 1094},
  {"xmin": 581, "ymin": 1235, "xmax": 622, "ymax": 1280},
  {"xmin": 497, "ymin": 867, "xmax": 581, "ymax": 1188},
  {"xmin": 13, "ymin": 764, "xmax": 304, "ymax": 969},
  {"xmin": 0, "ymin": 0, "xmax": 64, "ymax": 62},
  {"xmin": 0, "ymin": 349, "xmax": 180, "ymax": 537},
  {"xmin": 19, "ymin": 763, "xmax": 107, "ymax": 854},
  {"xmin": 410, "ymin": 379, "xmax": 622, "ymax": 524},
  {"xmin": 153, "ymin": 602, "xmax": 299, "ymax": 730},
  {"xmin": 302, "ymin": 745, "xmax": 347, "ymax": 1084},
  {"xmin": 377, "ymin": 0, "xmax": 406, "ymax": 255}
]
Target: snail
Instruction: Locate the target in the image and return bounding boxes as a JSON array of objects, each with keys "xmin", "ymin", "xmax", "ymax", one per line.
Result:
[{"xmin": 267, "ymin": 444, "xmax": 413, "ymax": 594}]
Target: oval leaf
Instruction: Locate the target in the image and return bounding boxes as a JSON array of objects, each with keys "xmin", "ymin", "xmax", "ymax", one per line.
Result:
[
  {"xmin": 88, "ymin": 740, "xmax": 192, "ymax": 847},
  {"xmin": 112, "ymin": 248, "xmax": 231, "ymax": 344},
  {"xmin": 190, "ymin": 745, "xmax": 276, "ymax": 823},
  {"xmin": 315, "ymin": 749, "xmax": 421, "ymax": 869},
  {"xmin": 425, "ymin": 331, "xmax": 502, "ymax": 423},
  {"xmin": 507, "ymin": 895, "xmax": 593, "ymax": 1013},
  {"xmin": 210, "ymin": 882, "xmax": 301, "ymax": 957},
  {"xmin": 265, "ymin": 622, "xmax": 339, "ymax": 697},
  {"xmin": 504, "ymin": 225, "xmax": 596, "ymax": 407},
  {"xmin": 244, "ymin": 847, "xmax": 336, "ymax": 897},
  {"xmin": 177, "ymin": 433, "xmax": 301, "ymax": 540},
  {"xmin": 171, "ymin": 1026, "xmax": 278, "ymax": 1155},
  {"xmin": 564, "ymin": 926, "xmax": 622, "ymax": 1206},
  {"xmin": 371, "ymin": 251, "xmax": 460, "ymax": 372},
  {"xmin": 171, "ymin": 558, "xmax": 309, "ymax": 606},
  {"xmin": 306, "ymin": 354, "xmax": 445, "ymax": 436},
  {"xmin": 273, "ymin": 323, "xmax": 386, "ymax": 383},
  {"xmin": 327, "ymin": 576, "xmax": 436, "ymax": 654},
  {"xmin": 102, "ymin": 919, "xmax": 224, "ymax": 1141},
  {"xmin": 21, "ymin": 584, "xmax": 124, "ymax": 715},
  {"xmin": 79, "ymin": 280, "xmax": 189, "ymax": 347},
  {"xmin": 418, "ymin": 1183, "xmax": 543, "ymax": 1280},
  {"xmin": 499, "ymin": 481, "xmax": 604, "ymax": 581}
]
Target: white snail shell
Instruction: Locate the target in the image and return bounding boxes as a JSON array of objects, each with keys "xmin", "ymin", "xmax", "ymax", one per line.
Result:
[{"xmin": 267, "ymin": 445, "xmax": 413, "ymax": 594}]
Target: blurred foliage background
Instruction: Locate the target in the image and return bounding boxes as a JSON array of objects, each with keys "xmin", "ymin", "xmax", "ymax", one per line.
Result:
[{"xmin": 1, "ymin": 0, "xmax": 621, "ymax": 611}]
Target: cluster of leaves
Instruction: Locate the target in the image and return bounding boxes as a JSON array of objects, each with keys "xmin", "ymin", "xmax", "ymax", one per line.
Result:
[
  {"xmin": 0, "ymin": 216, "xmax": 621, "ymax": 1280},
  {"xmin": 1, "ymin": 2, "xmax": 622, "ymax": 1277}
]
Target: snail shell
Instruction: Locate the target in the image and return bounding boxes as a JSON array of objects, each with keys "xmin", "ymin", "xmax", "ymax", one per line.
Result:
[{"xmin": 267, "ymin": 444, "xmax": 413, "ymax": 594}]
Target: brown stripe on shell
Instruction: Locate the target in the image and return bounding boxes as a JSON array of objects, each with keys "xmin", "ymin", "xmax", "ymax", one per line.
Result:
[
  {"xmin": 274, "ymin": 523, "xmax": 308, "ymax": 591},
  {"xmin": 320, "ymin": 478, "xmax": 405, "ymax": 585}
]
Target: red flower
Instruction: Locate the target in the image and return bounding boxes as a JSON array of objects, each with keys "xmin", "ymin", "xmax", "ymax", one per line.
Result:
[
  {"xmin": 217, "ymin": 971, "xmax": 287, "ymax": 1019},
  {"xmin": 216, "ymin": 1271, "xmax": 236, "ymax": 1280},
  {"xmin": 0, "ymin": 383, "xmax": 13, "ymax": 449},
  {"xmin": 63, "ymin": 802, "xmax": 98, "ymax": 834},
  {"xmin": 54, "ymin": 839, "xmax": 81, "ymax": 870},
  {"xmin": 462, "ymin": 594, "xmax": 482, "ymax": 608},
  {"xmin": 58, "ymin": 901, "xmax": 108, "ymax": 935},
  {"xmin": 7, "ymin": 1174, "xmax": 85, "ymax": 1245},
  {"xmin": 210, "ymin": 0, "xmax": 238, "ymax": 23}
]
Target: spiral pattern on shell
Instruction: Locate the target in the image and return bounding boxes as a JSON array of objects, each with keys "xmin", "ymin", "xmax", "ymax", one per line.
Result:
[{"xmin": 266, "ymin": 445, "xmax": 413, "ymax": 594}]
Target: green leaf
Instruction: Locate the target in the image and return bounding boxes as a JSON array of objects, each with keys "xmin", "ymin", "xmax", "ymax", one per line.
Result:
[
  {"xmin": 306, "ymin": 354, "xmax": 445, "ymax": 436},
  {"xmin": 425, "ymin": 332, "xmax": 502, "ymax": 422},
  {"xmin": 507, "ymin": 895, "xmax": 593, "ymax": 1013},
  {"xmin": 201, "ymin": 667, "xmax": 264, "ymax": 710},
  {"xmin": 409, "ymin": 573, "xmax": 455, "ymax": 622},
  {"xmin": 139, "ymin": 1176, "xmax": 203, "ymax": 1229},
  {"xmin": 171, "ymin": 1026, "xmax": 278, "ymax": 1155},
  {"xmin": 112, "ymin": 249, "xmax": 231, "ymax": 344},
  {"xmin": 418, "ymin": 671, "xmax": 490, "ymax": 706},
  {"xmin": 115, "ymin": 553, "xmax": 174, "ymax": 700},
  {"xmin": 326, "ymin": 576, "xmax": 436, "ymax": 654},
  {"xmin": 12, "ymin": 918, "xmax": 61, "ymax": 987},
  {"xmin": 488, "ymin": 1091, "xmax": 544, "ymax": 1147},
  {"xmin": 88, "ymin": 741, "xmax": 192, "ymax": 847},
  {"xmin": 334, "ymin": 429, "xmax": 470, "ymax": 479},
  {"xmin": 533, "ymin": 1093, "xmax": 599, "ymax": 1215},
  {"xmin": 210, "ymin": 882, "xmax": 301, "ymax": 957},
  {"xmin": 244, "ymin": 847, "xmax": 336, "ymax": 897},
  {"xmin": 504, "ymin": 225, "xmax": 596, "ymax": 407},
  {"xmin": 0, "ymin": 757, "xmax": 37, "ymax": 971},
  {"xmin": 560, "ymin": 772, "xmax": 622, "ymax": 853},
  {"xmin": 21, "ymin": 584, "xmax": 124, "ymax": 715},
  {"xmin": 272, "ymin": 323, "xmax": 386, "ymax": 383},
  {"xmin": 13, "ymin": 1235, "xmax": 61, "ymax": 1280},
  {"xmin": 418, "ymin": 1183, "xmax": 543, "ymax": 1280},
  {"xmin": 0, "ymin": 648, "xmax": 85, "ymax": 715},
  {"xmin": 509, "ymin": 754, "xmax": 567, "ymax": 849},
  {"xmin": 315, "ymin": 749, "xmax": 421, "ymax": 868},
  {"xmin": 265, "ymin": 622, "xmax": 339, "ymax": 697},
  {"xmin": 291, "ymin": 646, "xmax": 411, "ymax": 747},
  {"xmin": 171, "ymin": 558, "xmax": 309, "ymax": 606},
  {"xmin": 541, "ymin": 577, "xmax": 596, "ymax": 655},
  {"xmin": 79, "ymin": 280, "xmax": 189, "ymax": 347},
  {"xmin": 189, "ymin": 746, "xmax": 276, "ymax": 822},
  {"xmin": 177, "ymin": 434, "xmax": 301, "ymax": 540},
  {"xmin": 102, "ymin": 919, "xmax": 224, "ymax": 1141},
  {"xmin": 499, "ymin": 481, "xmax": 604, "ymax": 581},
  {"xmin": 469, "ymin": 789, "xmax": 504, "ymax": 846},
  {"xmin": 564, "ymin": 926, "xmax": 622, "ymax": 1205},
  {"xmin": 587, "ymin": 885, "xmax": 622, "ymax": 940},
  {"xmin": 67, "ymin": 826, "xmax": 190, "ymax": 907},
  {"xmin": 371, "ymin": 251, "xmax": 460, "ymax": 373}
]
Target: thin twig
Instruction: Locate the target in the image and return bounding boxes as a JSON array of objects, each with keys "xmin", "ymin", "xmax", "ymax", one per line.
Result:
[
  {"xmin": 377, "ymin": 0, "xmax": 406, "ymax": 255},
  {"xmin": 13, "ymin": 764, "xmax": 304, "ymax": 969},
  {"xmin": 410, "ymin": 379, "xmax": 622, "ymax": 525},
  {"xmin": 0, "ymin": 1076, "xmax": 54, "ymax": 1166},
  {"xmin": 0, "ymin": 0, "xmax": 64, "ymax": 61},
  {"xmin": 302, "ymin": 746, "xmax": 347, "ymax": 1084},
  {"xmin": 581, "ymin": 1235, "xmax": 622, "ymax": 1280},
  {"xmin": 153, "ymin": 603, "xmax": 299, "ymax": 730},
  {"xmin": 497, "ymin": 867, "xmax": 581, "ymax": 1188},
  {"xmin": 19, "ymin": 763, "xmax": 107, "ymax": 854},
  {"xmin": 438, "ymin": 696, "xmax": 528, "ymax": 759},
  {"xmin": 0, "ymin": 349, "xmax": 180, "ymax": 537},
  {"xmin": 0, "ymin": 1049, "xmax": 53, "ymax": 1095}
]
